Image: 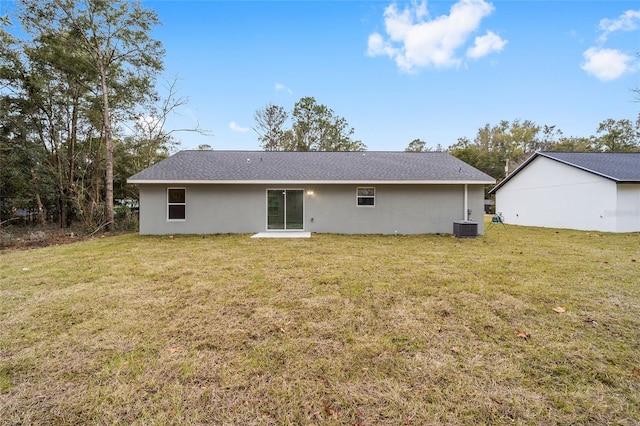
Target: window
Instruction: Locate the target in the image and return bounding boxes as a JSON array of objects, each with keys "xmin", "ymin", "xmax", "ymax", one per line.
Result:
[
  {"xmin": 167, "ymin": 188, "xmax": 186, "ymax": 220},
  {"xmin": 357, "ymin": 187, "xmax": 375, "ymax": 207}
]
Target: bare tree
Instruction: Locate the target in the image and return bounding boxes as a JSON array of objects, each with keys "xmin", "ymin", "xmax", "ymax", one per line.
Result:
[{"xmin": 253, "ymin": 103, "xmax": 288, "ymax": 151}]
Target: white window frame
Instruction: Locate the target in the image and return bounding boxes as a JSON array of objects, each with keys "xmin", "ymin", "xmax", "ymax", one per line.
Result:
[
  {"xmin": 356, "ymin": 187, "xmax": 375, "ymax": 207},
  {"xmin": 167, "ymin": 187, "xmax": 186, "ymax": 221}
]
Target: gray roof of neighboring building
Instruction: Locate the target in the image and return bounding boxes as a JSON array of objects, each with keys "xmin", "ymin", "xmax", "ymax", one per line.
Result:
[
  {"xmin": 128, "ymin": 150, "xmax": 495, "ymax": 184},
  {"xmin": 490, "ymin": 151, "xmax": 640, "ymax": 193}
]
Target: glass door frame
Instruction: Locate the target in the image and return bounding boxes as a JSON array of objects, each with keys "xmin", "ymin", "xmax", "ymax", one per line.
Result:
[{"xmin": 265, "ymin": 188, "xmax": 305, "ymax": 231}]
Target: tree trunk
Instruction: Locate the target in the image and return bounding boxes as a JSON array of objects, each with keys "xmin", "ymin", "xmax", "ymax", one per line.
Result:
[
  {"xmin": 53, "ymin": 136, "xmax": 66, "ymax": 229},
  {"xmin": 89, "ymin": 131, "xmax": 102, "ymax": 227},
  {"xmin": 67, "ymin": 95, "xmax": 78, "ymax": 225},
  {"xmin": 99, "ymin": 61, "xmax": 115, "ymax": 231},
  {"xmin": 30, "ymin": 168, "xmax": 46, "ymax": 225}
]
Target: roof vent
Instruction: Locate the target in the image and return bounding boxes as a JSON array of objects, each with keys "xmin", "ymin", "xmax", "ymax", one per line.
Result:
[{"xmin": 247, "ymin": 158, "xmax": 251, "ymax": 164}]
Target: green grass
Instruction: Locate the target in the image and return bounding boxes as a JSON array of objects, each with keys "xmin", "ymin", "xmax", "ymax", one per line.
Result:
[{"xmin": 1, "ymin": 220, "xmax": 639, "ymax": 425}]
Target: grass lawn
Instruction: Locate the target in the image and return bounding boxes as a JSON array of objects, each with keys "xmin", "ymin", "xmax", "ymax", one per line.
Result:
[{"xmin": 1, "ymin": 219, "xmax": 639, "ymax": 425}]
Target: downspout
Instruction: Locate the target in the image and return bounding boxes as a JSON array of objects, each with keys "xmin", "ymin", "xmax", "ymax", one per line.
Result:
[{"xmin": 464, "ymin": 184, "xmax": 468, "ymax": 221}]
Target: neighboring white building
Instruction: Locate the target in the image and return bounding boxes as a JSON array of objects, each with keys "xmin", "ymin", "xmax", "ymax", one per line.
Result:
[{"xmin": 490, "ymin": 152, "xmax": 640, "ymax": 232}]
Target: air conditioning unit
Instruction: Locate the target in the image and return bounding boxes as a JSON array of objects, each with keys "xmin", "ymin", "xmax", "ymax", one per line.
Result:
[{"xmin": 453, "ymin": 221, "xmax": 478, "ymax": 238}]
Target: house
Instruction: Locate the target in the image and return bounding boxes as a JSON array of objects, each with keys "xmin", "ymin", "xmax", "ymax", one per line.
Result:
[
  {"xmin": 489, "ymin": 151, "xmax": 640, "ymax": 232},
  {"xmin": 127, "ymin": 150, "xmax": 495, "ymax": 235}
]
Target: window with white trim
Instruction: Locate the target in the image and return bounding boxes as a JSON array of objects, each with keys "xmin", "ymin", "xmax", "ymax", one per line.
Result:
[
  {"xmin": 356, "ymin": 187, "xmax": 375, "ymax": 207},
  {"xmin": 167, "ymin": 188, "xmax": 186, "ymax": 220}
]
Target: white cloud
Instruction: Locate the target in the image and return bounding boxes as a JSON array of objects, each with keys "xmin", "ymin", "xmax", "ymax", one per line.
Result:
[
  {"xmin": 229, "ymin": 121, "xmax": 249, "ymax": 132},
  {"xmin": 367, "ymin": 32, "xmax": 398, "ymax": 58},
  {"xmin": 275, "ymin": 82, "xmax": 292, "ymax": 94},
  {"xmin": 598, "ymin": 9, "xmax": 640, "ymax": 41},
  {"xmin": 367, "ymin": 0, "xmax": 503, "ymax": 73},
  {"xmin": 467, "ymin": 30, "xmax": 507, "ymax": 59},
  {"xmin": 581, "ymin": 9, "xmax": 639, "ymax": 80},
  {"xmin": 581, "ymin": 47, "xmax": 635, "ymax": 81}
]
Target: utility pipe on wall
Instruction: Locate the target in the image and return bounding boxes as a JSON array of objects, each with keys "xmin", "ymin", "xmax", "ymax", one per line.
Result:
[{"xmin": 464, "ymin": 184, "xmax": 468, "ymax": 221}]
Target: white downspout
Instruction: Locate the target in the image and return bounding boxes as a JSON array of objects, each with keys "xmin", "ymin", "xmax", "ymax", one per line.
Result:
[{"xmin": 464, "ymin": 184, "xmax": 468, "ymax": 221}]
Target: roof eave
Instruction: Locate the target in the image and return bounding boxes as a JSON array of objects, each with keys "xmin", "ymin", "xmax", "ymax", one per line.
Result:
[
  {"xmin": 490, "ymin": 152, "xmax": 640, "ymax": 194},
  {"xmin": 127, "ymin": 179, "xmax": 496, "ymax": 185}
]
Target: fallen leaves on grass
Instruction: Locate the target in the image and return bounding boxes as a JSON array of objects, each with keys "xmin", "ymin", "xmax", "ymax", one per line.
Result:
[
  {"xmin": 633, "ymin": 368, "xmax": 640, "ymax": 379},
  {"xmin": 516, "ymin": 330, "xmax": 530, "ymax": 340},
  {"xmin": 552, "ymin": 306, "xmax": 567, "ymax": 313},
  {"xmin": 323, "ymin": 401, "xmax": 339, "ymax": 419}
]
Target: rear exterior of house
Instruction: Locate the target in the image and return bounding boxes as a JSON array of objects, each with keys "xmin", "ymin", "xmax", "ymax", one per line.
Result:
[
  {"xmin": 490, "ymin": 152, "xmax": 640, "ymax": 232},
  {"xmin": 128, "ymin": 151, "xmax": 495, "ymax": 235}
]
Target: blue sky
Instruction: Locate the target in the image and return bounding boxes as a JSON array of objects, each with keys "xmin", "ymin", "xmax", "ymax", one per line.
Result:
[
  {"xmin": 6, "ymin": 0, "xmax": 639, "ymax": 151},
  {"xmin": 148, "ymin": 0, "xmax": 639, "ymax": 151}
]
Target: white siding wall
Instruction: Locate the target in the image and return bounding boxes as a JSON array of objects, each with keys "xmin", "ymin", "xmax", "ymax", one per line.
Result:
[
  {"xmin": 138, "ymin": 183, "xmax": 486, "ymax": 235},
  {"xmin": 495, "ymin": 156, "xmax": 618, "ymax": 232},
  {"xmin": 615, "ymin": 184, "xmax": 640, "ymax": 232}
]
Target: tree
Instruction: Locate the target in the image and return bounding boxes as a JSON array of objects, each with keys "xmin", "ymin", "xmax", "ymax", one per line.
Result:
[
  {"xmin": 253, "ymin": 103, "xmax": 288, "ymax": 151},
  {"xmin": 290, "ymin": 97, "xmax": 365, "ymax": 151},
  {"xmin": 0, "ymin": 94, "xmax": 54, "ymax": 224},
  {"xmin": 115, "ymin": 76, "xmax": 211, "ymax": 206},
  {"xmin": 405, "ymin": 139, "xmax": 428, "ymax": 152},
  {"xmin": 2, "ymin": 3, "xmax": 195, "ymax": 230},
  {"xmin": 548, "ymin": 136, "xmax": 595, "ymax": 152},
  {"xmin": 253, "ymin": 97, "xmax": 365, "ymax": 151},
  {"xmin": 122, "ymin": 78, "xmax": 189, "ymax": 171},
  {"xmin": 448, "ymin": 119, "xmax": 547, "ymax": 181},
  {"xmin": 1, "ymin": 16, "xmax": 91, "ymax": 226},
  {"xmin": 19, "ymin": 0, "xmax": 164, "ymax": 230},
  {"xmin": 593, "ymin": 117, "xmax": 640, "ymax": 152},
  {"xmin": 449, "ymin": 137, "xmax": 505, "ymax": 183}
]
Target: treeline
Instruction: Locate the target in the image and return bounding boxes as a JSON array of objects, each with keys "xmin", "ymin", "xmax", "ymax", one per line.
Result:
[
  {"xmin": 0, "ymin": 1, "xmax": 177, "ymax": 229},
  {"xmin": 411, "ymin": 116, "xmax": 640, "ymax": 182}
]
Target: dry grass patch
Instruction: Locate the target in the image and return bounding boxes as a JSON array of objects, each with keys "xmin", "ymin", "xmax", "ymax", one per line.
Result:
[{"xmin": 1, "ymin": 222, "xmax": 639, "ymax": 424}]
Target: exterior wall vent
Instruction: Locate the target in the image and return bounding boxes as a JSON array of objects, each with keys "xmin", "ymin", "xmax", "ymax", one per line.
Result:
[{"xmin": 453, "ymin": 221, "xmax": 478, "ymax": 238}]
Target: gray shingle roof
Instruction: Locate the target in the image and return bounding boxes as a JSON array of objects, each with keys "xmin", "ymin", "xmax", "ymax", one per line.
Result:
[
  {"xmin": 540, "ymin": 152, "xmax": 640, "ymax": 181},
  {"xmin": 490, "ymin": 151, "xmax": 640, "ymax": 194},
  {"xmin": 128, "ymin": 150, "xmax": 495, "ymax": 183}
]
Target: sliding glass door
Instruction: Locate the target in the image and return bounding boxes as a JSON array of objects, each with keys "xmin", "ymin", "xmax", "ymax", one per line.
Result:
[{"xmin": 267, "ymin": 189, "xmax": 304, "ymax": 230}]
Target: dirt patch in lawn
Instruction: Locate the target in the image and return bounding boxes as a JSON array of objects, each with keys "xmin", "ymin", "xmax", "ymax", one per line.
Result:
[{"xmin": 0, "ymin": 224, "xmax": 130, "ymax": 251}]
